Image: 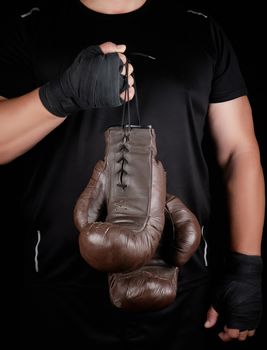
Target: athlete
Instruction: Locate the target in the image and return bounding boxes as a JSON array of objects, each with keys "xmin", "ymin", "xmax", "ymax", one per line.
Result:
[{"xmin": 0, "ymin": 1, "xmax": 264, "ymax": 349}]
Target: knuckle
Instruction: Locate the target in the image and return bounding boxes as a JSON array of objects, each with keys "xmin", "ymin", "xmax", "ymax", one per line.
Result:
[
  {"xmin": 100, "ymin": 41, "xmax": 116, "ymax": 53},
  {"xmin": 105, "ymin": 41, "xmax": 115, "ymax": 48}
]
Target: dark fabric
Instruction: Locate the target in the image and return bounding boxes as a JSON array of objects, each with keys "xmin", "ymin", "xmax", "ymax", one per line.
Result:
[
  {"xmin": 0, "ymin": 1, "xmax": 247, "ymax": 289},
  {"xmin": 212, "ymin": 252, "xmax": 263, "ymax": 330},
  {"xmin": 0, "ymin": 1, "xmax": 248, "ymax": 347},
  {"xmin": 21, "ymin": 281, "xmax": 210, "ymax": 349},
  {"xmin": 39, "ymin": 46, "xmax": 125, "ymax": 116},
  {"xmin": 208, "ymin": 17, "xmax": 247, "ymax": 103}
]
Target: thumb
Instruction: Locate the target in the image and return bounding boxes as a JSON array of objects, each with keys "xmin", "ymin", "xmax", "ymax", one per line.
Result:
[
  {"xmin": 204, "ymin": 306, "xmax": 219, "ymax": 328},
  {"xmin": 99, "ymin": 42, "xmax": 126, "ymax": 54}
]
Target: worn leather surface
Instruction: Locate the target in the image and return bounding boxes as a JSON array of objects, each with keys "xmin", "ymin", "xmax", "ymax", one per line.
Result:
[
  {"xmin": 74, "ymin": 126, "xmax": 201, "ymax": 311},
  {"xmin": 109, "ymin": 260, "xmax": 178, "ymax": 311},
  {"xmin": 108, "ymin": 193, "xmax": 201, "ymax": 311},
  {"xmin": 161, "ymin": 194, "xmax": 201, "ymax": 266},
  {"xmin": 74, "ymin": 126, "xmax": 166, "ymax": 272}
]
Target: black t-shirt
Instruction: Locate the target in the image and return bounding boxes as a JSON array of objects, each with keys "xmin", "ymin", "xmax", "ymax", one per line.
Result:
[{"xmin": 0, "ymin": 1, "xmax": 247, "ymax": 290}]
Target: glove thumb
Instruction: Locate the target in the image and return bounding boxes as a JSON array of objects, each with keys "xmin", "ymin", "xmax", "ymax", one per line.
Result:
[{"xmin": 204, "ymin": 306, "xmax": 219, "ymax": 328}]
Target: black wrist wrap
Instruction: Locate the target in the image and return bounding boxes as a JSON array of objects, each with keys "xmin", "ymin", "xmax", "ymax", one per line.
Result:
[
  {"xmin": 213, "ymin": 252, "xmax": 263, "ymax": 330},
  {"xmin": 39, "ymin": 45, "xmax": 125, "ymax": 117}
]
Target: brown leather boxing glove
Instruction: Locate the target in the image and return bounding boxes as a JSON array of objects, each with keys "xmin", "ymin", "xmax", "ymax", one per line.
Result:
[
  {"xmin": 73, "ymin": 126, "xmax": 166, "ymax": 272},
  {"xmin": 161, "ymin": 194, "xmax": 202, "ymax": 266},
  {"xmin": 108, "ymin": 193, "xmax": 201, "ymax": 311}
]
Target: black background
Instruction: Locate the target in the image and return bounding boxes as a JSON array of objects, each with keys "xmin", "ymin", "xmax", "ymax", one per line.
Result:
[{"xmin": 1, "ymin": 1, "xmax": 266, "ymax": 349}]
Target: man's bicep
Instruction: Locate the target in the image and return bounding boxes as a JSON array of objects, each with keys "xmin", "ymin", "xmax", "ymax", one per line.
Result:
[{"xmin": 208, "ymin": 96, "xmax": 259, "ymax": 167}]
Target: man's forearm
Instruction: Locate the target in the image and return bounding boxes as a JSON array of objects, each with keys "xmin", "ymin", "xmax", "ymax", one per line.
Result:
[
  {"xmin": 0, "ymin": 89, "xmax": 65, "ymax": 164},
  {"xmin": 224, "ymin": 150, "xmax": 265, "ymax": 255}
]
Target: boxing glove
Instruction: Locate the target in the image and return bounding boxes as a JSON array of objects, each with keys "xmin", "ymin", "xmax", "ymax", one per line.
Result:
[
  {"xmin": 161, "ymin": 194, "xmax": 202, "ymax": 266},
  {"xmin": 39, "ymin": 45, "xmax": 127, "ymax": 117},
  {"xmin": 74, "ymin": 126, "xmax": 166, "ymax": 272},
  {"xmin": 108, "ymin": 193, "xmax": 201, "ymax": 311}
]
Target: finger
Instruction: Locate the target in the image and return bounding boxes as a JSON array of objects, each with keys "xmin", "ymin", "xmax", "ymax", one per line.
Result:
[
  {"xmin": 238, "ymin": 330, "xmax": 249, "ymax": 341},
  {"xmin": 225, "ymin": 327, "xmax": 240, "ymax": 339},
  {"xmin": 121, "ymin": 63, "xmax": 134, "ymax": 76},
  {"xmin": 127, "ymin": 63, "xmax": 134, "ymax": 76},
  {"xmin": 120, "ymin": 87, "xmax": 135, "ymax": 101},
  {"xmin": 204, "ymin": 306, "xmax": 219, "ymax": 328},
  {"xmin": 120, "ymin": 86, "xmax": 135, "ymax": 101},
  {"xmin": 129, "ymin": 86, "xmax": 135, "ymax": 100},
  {"xmin": 99, "ymin": 42, "xmax": 126, "ymax": 54},
  {"xmin": 127, "ymin": 75, "xmax": 134, "ymax": 87},
  {"xmin": 118, "ymin": 53, "xmax": 127, "ymax": 65},
  {"xmin": 219, "ymin": 331, "xmax": 233, "ymax": 342},
  {"xmin": 219, "ymin": 327, "xmax": 240, "ymax": 342},
  {"xmin": 248, "ymin": 330, "xmax": 256, "ymax": 337}
]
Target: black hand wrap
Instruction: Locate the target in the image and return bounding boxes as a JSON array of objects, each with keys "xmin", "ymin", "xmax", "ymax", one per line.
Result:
[
  {"xmin": 213, "ymin": 252, "xmax": 263, "ymax": 330},
  {"xmin": 39, "ymin": 45, "xmax": 126, "ymax": 117}
]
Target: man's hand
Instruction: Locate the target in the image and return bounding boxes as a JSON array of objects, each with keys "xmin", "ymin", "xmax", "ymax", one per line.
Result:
[
  {"xmin": 204, "ymin": 252, "xmax": 262, "ymax": 342},
  {"xmin": 205, "ymin": 306, "xmax": 256, "ymax": 342},
  {"xmin": 39, "ymin": 41, "xmax": 135, "ymax": 117}
]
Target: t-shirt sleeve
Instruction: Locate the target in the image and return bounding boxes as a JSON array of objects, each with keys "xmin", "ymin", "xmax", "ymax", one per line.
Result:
[
  {"xmin": 209, "ymin": 18, "xmax": 247, "ymax": 103},
  {"xmin": 0, "ymin": 14, "xmax": 36, "ymax": 98}
]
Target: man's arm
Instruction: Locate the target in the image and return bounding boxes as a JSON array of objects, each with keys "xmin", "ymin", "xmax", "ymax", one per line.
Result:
[
  {"xmin": 205, "ymin": 95, "xmax": 265, "ymax": 341},
  {"xmin": 0, "ymin": 42, "xmax": 133, "ymax": 164},
  {"xmin": 0, "ymin": 90, "xmax": 64, "ymax": 164},
  {"xmin": 208, "ymin": 95, "xmax": 264, "ymax": 255}
]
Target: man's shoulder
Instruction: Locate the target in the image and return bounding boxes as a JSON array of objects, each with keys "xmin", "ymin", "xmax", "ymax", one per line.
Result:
[
  {"xmin": 170, "ymin": 7, "xmax": 214, "ymax": 48},
  {"xmin": 185, "ymin": 9, "xmax": 209, "ymax": 20},
  {"xmin": 183, "ymin": 7, "xmax": 211, "ymax": 30}
]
